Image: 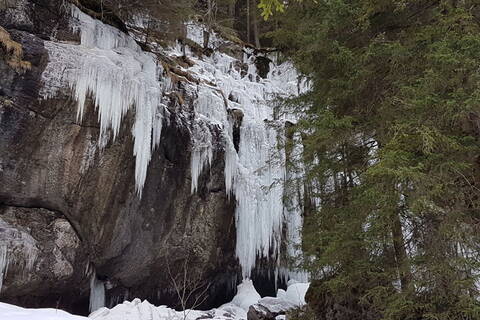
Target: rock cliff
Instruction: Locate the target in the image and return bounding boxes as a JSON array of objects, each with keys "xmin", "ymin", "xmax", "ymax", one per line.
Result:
[{"xmin": 0, "ymin": 0, "xmax": 305, "ymax": 315}]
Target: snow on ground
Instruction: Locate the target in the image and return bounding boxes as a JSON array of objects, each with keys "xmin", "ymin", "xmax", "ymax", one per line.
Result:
[
  {"xmin": 0, "ymin": 302, "xmax": 88, "ymax": 320},
  {"xmin": 0, "ymin": 281, "xmax": 309, "ymax": 320},
  {"xmin": 284, "ymin": 281, "xmax": 309, "ymax": 307}
]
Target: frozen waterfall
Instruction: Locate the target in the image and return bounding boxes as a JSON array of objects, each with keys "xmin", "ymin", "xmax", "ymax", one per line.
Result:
[
  {"xmin": 40, "ymin": 5, "xmax": 308, "ymax": 282},
  {"xmin": 175, "ymin": 29, "xmax": 308, "ymax": 278},
  {"xmin": 41, "ymin": 6, "xmax": 169, "ymax": 196}
]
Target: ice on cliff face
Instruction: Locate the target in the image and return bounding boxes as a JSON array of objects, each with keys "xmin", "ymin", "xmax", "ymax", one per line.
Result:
[
  {"xmin": 89, "ymin": 273, "xmax": 106, "ymax": 313},
  {"xmin": 40, "ymin": 5, "xmax": 307, "ymax": 280},
  {"xmin": 41, "ymin": 6, "xmax": 168, "ymax": 196},
  {"xmin": 173, "ymin": 33, "xmax": 307, "ymax": 278},
  {"xmin": 0, "ymin": 218, "xmax": 39, "ymax": 293}
]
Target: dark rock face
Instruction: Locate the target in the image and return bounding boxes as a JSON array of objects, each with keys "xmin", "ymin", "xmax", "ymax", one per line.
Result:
[
  {"xmin": 0, "ymin": 206, "xmax": 88, "ymax": 314},
  {"xmin": 253, "ymin": 56, "xmax": 272, "ymax": 79},
  {"xmin": 0, "ymin": 0, "xmax": 239, "ymax": 314},
  {"xmin": 248, "ymin": 304, "xmax": 276, "ymax": 320},
  {"xmin": 247, "ymin": 297, "xmax": 295, "ymax": 320}
]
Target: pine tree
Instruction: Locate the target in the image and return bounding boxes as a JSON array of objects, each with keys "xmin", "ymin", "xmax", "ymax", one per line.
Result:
[{"xmin": 265, "ymin": 1, "xmax": 480, "ymax": 319}]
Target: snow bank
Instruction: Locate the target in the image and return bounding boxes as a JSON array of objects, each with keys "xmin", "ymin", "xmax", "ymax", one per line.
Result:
[
  {"xmin": 284, "ymin": 281, "xmax": 309, "ymax": 306},
  {"xmin": 0, "ymin": 281, "xmax": 309, "ymax": 320},
  {"xmin": 0, "ymin": 302, "xmax": 87, "ymax": 320},
  {"xmin": 89, "ymin": 299, "xmax": 186, "ymax": 320},
  {"xmin": 230, "ymin": 279, "xmax": 261, "ymax": 311}
]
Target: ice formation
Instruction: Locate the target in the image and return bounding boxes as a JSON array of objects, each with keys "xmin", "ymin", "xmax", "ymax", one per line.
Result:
[
  {"xmin": 282, "ymin": 132, "xmax": 309, "ymax": 282},
  {"xmin": 90, "ymin": 273, "xmax": 106, "ymax": 313},
  {"xmin": 41, "ymin": 4, "xmax": 308, "ymax": 280},
  {"xmin": 172, "ymin": 42, "xmax": 307, "ymax": 278},
  {"xmin": 0, "ymin": 218, "xmax": 39, "ymax": 293},
  {"xmin": 190, "ymin": 119, "xmax": 213, "ymax": 193},
  {"xmin": 41, "ymin": 6, "xmax": 168, "ymax": 196},
  {"xmin": 0, "ymin": 245, "xmax": 7, "ymax": 292},
  {"xmin": 230, "ymin": 279, "xmax": 261, "ymax": 311},
  {"xmin": 284, "ymin": 281, "xmax": 309, "ymax": 306}
]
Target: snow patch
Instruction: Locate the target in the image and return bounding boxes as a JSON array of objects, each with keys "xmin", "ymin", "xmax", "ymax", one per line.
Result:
[{"xmin": 0, "ymin": 303, "xmax": 87, "ymax": 320}]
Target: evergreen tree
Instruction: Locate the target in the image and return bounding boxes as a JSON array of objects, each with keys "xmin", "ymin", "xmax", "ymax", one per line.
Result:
[{"xmin": 263, "ymin": 1, "xmax": 480, "ymax": 319}]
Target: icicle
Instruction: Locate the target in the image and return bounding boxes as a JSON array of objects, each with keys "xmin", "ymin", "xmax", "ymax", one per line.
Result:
[
  {"xmin": 0, "ymin": 245, "xmax": 8, "ymax": 292},
  {"xmin": 190, "ymin": 120, "xmax": 213, "ymax": 193},
  {"xmin": 90, "ymin": 272, "xmax": 106, "ymax": 313},
  {"xmin": 41, "ymin": 5, "xmax": 168, "ymax": 197}
]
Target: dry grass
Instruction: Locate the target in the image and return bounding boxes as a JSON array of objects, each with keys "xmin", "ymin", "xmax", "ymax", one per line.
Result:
[{"xmin": 0, "ymin": 26, "xmax": 31, "ymax": 72}]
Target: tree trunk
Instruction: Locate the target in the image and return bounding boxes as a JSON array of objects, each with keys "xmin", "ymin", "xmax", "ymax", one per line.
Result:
[
  {"xmin": 228, "ymin": 0, "xmax": 235, "ymax": 17},
  {"xmin": 246, "ymin": 0, "xmax": 250, "ymax": 43},
  {"xmin": 203, "ymin": 30, "xmax": 210, "ymax": 48},
  {"xmin": 251, "ymin": 0, "xmax": 260, "ymax": 47},
  {"xmin": 391, "ymin": 210, "xmax": 411, "ymax": 291}
]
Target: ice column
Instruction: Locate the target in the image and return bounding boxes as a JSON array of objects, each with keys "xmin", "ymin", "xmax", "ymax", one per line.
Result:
[
  {"xmin": 184, "ymin": 43, "xmax": 299, "ymax": 278},
  {"xmin": 0, "ymin": 245, "xmax": 7, "ymax": 292},
  {"xmin": 90, "ymin": 273, "xmax": 106, "ymax": 312}
]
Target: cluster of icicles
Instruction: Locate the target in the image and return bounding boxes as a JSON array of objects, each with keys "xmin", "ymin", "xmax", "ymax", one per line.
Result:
[
  {"xmin": 0, "ymin": 218, "xmax": 39, "ymax": 293},
  {"xmin": 40, "ymin": 5, "xmax": 307, "ymax": 285}
]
